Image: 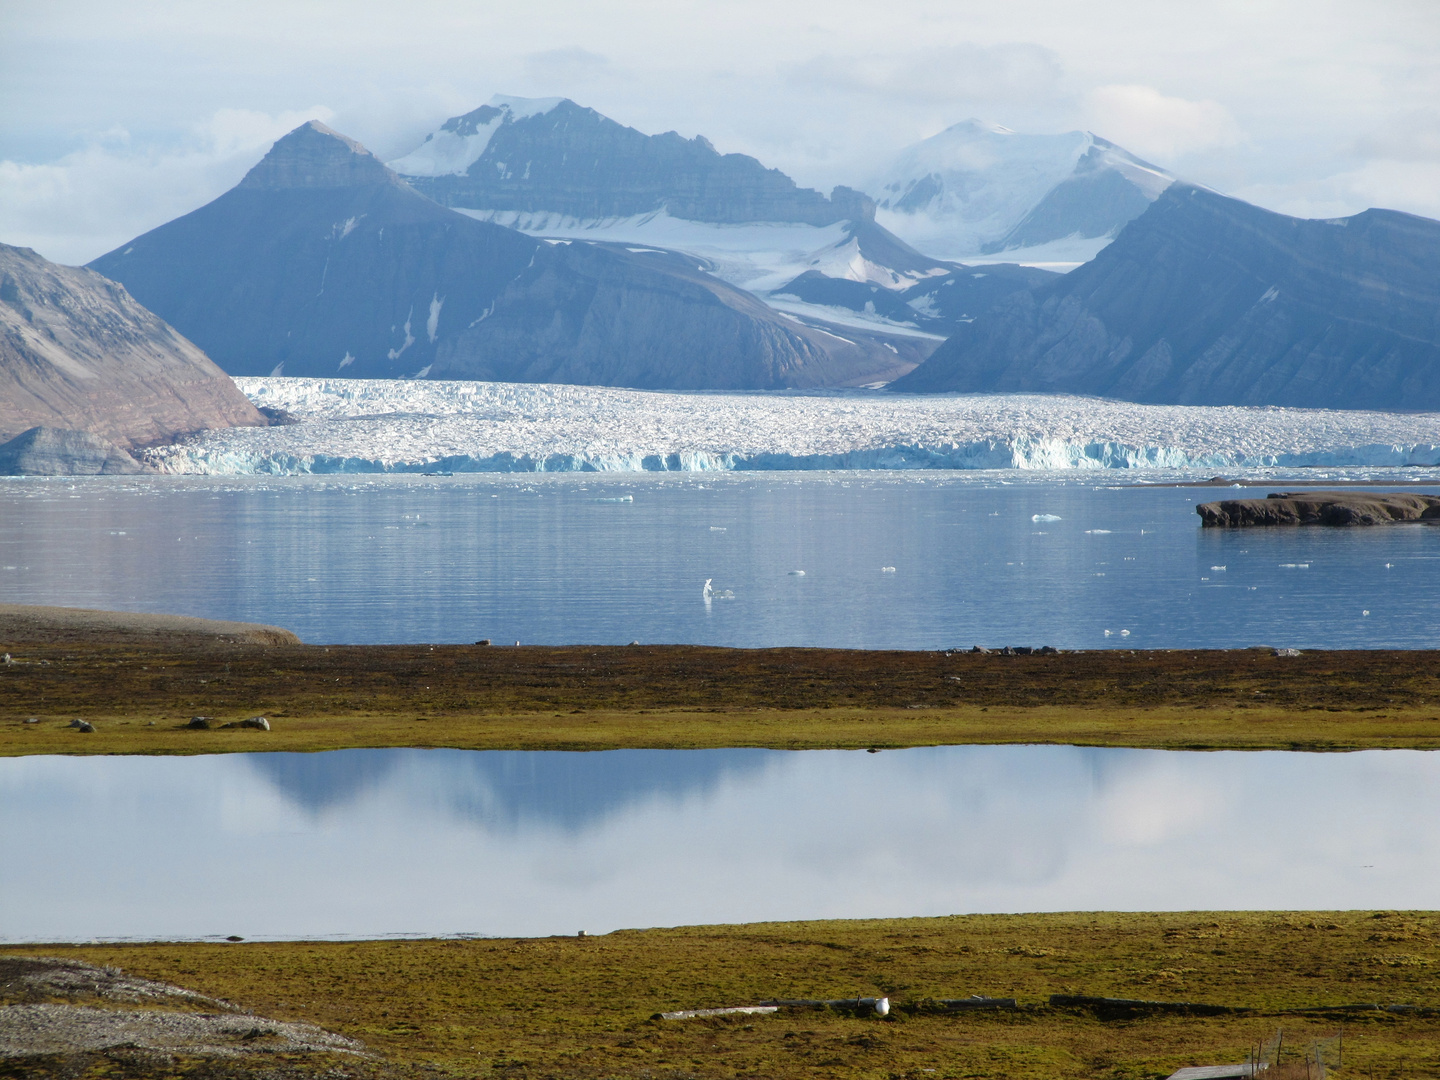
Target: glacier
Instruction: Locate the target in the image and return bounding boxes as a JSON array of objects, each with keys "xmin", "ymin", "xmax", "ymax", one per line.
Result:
[{"xmin": 140, "ymin": 378, "xmax": 1440, "ymax": 477}]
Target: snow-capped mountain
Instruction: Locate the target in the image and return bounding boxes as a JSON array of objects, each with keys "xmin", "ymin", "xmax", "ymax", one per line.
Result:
[
  {"xmin": 867, "ymin": 120, "xmax": 1175, "ymax": 268},
  {"xmin": 90, "ymin": 122, "xmax": 926, "ymax": 390},
  {"xmin": 388, "ymin": 96, "xmax": 980, "ymax": 340}
]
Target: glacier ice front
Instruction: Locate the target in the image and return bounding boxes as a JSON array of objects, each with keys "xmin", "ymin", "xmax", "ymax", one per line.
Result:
[{"xmin": 143, "ymin": 377, "xmax": 1440, "ymax": 476}]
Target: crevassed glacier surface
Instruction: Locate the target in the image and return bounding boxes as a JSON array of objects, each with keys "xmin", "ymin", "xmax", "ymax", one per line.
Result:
[{"xmin": 147, "ymin": 377, "xmax": 1440, "ymax": 475}]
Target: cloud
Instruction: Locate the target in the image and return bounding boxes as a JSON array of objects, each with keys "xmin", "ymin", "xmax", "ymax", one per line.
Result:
[
  {"xmin": 1236, "ymin": 159, "xmax": 1440, "ymax": 222},
  {"xmin": 524, "ymin": 47, "xmax": 612, "ymax": 86},
  {"xmin": 1083, "ymin": 84, "xmax": 1242, "ymax": 162},
  {"xmin": 788, "ymin": 42, "xmax": 1067, "ymax": 108},
  {"xmin": 0, "ymin": 106, "xmax": 332, "ymax": 266},
  {"xmin": 1349, "ymin": 108, "xmax": 1440, "ymax": 163}
]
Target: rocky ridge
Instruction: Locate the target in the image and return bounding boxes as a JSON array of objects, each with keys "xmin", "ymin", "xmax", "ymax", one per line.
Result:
[
  {"xmin": 895, "ymin": 185, "xmax": 1440, "ymax": 409},
  {"xmin": 395, "ymin": 97, "xmax": 865, "ymax": 226},
  {"xmin": 0, "ymin": 243, "xmax": 265, "ymax": 449}
]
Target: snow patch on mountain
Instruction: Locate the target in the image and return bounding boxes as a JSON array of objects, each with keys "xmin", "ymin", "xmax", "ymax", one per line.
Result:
[
  {"xmin": 388, "ymin": 95, "xmax": 565, "ymax": 178},
  {"xmin": 144, "ymin": 377, "xmax": 1440, "ymax": 476},
  {"xmin": 451, "ymin": 208, "xmax": 947, "ymax": 334}
]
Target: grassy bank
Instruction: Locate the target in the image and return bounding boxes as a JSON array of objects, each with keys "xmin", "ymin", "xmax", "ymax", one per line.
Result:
[
  {"xmin": 2, "ymin": 643, "xmax": 1440, "ymax": 754},
  {"xmin": 7, "ymin": 911, "xmax": 1438, "ymax": 1079}
]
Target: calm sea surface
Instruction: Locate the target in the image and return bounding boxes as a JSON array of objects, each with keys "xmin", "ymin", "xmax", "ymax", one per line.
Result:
[
  {"xmin": 1, "ymin": 471, "xmax": 1439, "ymax": 649},
  {"xmin": 1, "ymin": 745, "xmax": 1435, "ymax": 942}
]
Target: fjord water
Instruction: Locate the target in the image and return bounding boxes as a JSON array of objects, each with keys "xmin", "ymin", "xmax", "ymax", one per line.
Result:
[
  {"xmin": 1, "ymin": 471, "xmax": 1439, "ymax": 649},
  {"xmin": 2, "ymin": 745, "xmax": 1435, "ymax": 942}
]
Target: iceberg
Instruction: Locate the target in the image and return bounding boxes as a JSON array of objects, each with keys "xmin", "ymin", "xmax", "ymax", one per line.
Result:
[{"xmin": 143, "ymin": 377, "xmax": 1440, "ymax": 477}]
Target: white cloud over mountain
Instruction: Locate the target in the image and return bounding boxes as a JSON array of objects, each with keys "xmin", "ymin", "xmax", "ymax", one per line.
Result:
[
  {"xmin": 1082, "ymin": 85, "xmax": 1243, "ymax": 161},
  {"xmin": 2, "ymin": 0, "xmax": 1437, "ymax": 264}
]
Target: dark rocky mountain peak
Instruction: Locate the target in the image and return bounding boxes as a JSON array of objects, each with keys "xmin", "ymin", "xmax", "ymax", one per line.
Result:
[
  {"xmin": 239, "ymin": 120, "xmax": 403, "ymax": 191},
  {"xmin": 90, "ymin": 125, "xmax": 922, "ymax": 389},
  {"xmin": 442, "ymin": 104, "xmax": 504, "ymax": 137},
  {"xmin": 894, "ymin": 184, "xmax": 1440, "ymax": 410},
  {"xmin": 392, "ymin": 96, "xmax": 857, "ymax": 226}
]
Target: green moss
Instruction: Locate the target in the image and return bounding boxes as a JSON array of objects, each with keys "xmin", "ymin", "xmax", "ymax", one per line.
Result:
[{"xmin": 8, "ymin": 911, "xmax": 1439, "ymax": 1079}]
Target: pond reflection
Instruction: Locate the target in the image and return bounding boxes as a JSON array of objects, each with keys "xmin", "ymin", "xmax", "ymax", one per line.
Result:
[{"xmin": 1, "ymin": 746, "xmax": 1435, "ymax": 942}]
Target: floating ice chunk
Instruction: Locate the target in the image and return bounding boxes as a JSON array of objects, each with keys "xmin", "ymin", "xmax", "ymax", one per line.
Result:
[
  {"xmin": 1084, "ymin": 529, "xmax": 1111, "ymax": 534},
  {"xmin": 594, "ymin": 495, "xmax": 634, "ymax": 503},
  {"xmin": 710, "ymin": 526, "xmax": 727, "ymax": 531},
  {"xmin": 1103, "ymin": 629, "xmax": 1113, "ymax": 636},
  {"xmin": 881, "ymin": 566, "xmax": 897, "ymax": 572},
  {"xmin": 1385, "ymin": 563, "xmax": 1393, "ymax": 568},
  {"xmin": 1120, "ymin": 629, "xmax": 1131, "ymax": 637},
  {"xmin": 1032, "ymin": 513, "xmax": 1062, "ymax": 522},
  {"xmin": 1363, "ymin": 609, "xmax": 1370, "ymax": 616},
  {"xmin": 789, "ymin": 570, "xmax": 806, "ymax": 576},
  {"xmin": 703, "ymin": 578, "xmax": 713, "ymax": 599},
  {"xmin": 1211, "ymin": 565, "xmax": 1226, "ymax": 571},
  {"xmin": 1278, "ymin": 563, "xmax": 1310, "ymax": 569}
]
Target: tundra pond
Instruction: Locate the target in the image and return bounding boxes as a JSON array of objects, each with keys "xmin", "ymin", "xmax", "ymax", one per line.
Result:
[{"xmin": 2, "ymin": 744, "xmax": 1436, "ymax": 942}]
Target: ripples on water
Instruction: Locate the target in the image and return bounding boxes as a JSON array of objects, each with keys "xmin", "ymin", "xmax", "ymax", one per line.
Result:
[{"xmin": 1, "ymin": 471, "xmax": 1438, "ymax": 649}]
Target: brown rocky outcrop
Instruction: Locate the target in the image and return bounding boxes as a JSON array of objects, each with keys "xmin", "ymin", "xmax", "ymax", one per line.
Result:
[
  {"xmin": 1197, "ymin": 491, "xmax": 1440, "ymax": 527},
  {"xmin": 0, "ymin": 243, "xmax": 265, "ymax": 450}
]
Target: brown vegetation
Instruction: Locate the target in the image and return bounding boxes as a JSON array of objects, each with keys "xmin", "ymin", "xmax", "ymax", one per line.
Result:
[{"xmin": 2, "ymin": 642, "xmax": 1440, "ymax": 755}]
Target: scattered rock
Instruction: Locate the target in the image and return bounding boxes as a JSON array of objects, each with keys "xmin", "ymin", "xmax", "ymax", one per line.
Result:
[
  {"xmin": 186, "ymin": 717, "xmax": 212, "ymax": 730},
  {"xmin": 0, "ymin": 1003, "xmax": 364, "ymax": 1058},
  {"xmin": 22, "ymin": 717, "xmax": 39, "ymax": 725},
  {"xmin": 475, "ymin": 638, "xmax": 491, "ymax": 646},
  {"xmin": 0, "ymin": 957, "xmax": 234, "ymax": 1009},
  {"xmin": 238, "ymin": 716, "xmax": 270, "ymax": 731},
  {"xmin": 70, "ymin": 720, "xmax": 94, "ymax": 733},
  {"xmin": 1274, "ymin": 648, "xmax": 1302, "ymax": 657}
]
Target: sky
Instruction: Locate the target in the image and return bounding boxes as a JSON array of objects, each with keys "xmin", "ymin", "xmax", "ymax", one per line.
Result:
[{"xmin": 3, "ymin": 0, "xmax": 1439, "ymax": 265}]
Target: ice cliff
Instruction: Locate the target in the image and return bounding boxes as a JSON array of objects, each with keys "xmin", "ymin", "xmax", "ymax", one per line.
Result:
[{"xmin": 142, "ymin": 378, "xmax": 1440, "ymax": 475}]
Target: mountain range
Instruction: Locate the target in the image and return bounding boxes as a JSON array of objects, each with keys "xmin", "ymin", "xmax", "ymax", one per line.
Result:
[
  {"xmin": 90, "ymin": 122, "xmax": 926, "ymax": 390},
  {"xmin": 386, "ymin": 96, "xmax": 1071, "ymax": 342},
  {"xmin": 894, "ymin": 184, "xmax": 1440, "ymax": 411},
  {"xmin": 10, "ymin": 94, "xmax": 1429, "ymax": 420}
]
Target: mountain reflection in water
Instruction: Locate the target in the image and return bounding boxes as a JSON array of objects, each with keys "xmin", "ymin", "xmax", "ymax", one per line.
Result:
[
  {"xmin": 245, "ymin": 748, "xmax": 773, "ymax": 831},
  {"xmin": 1, "ymin": 746, "xmax": 1436, "ymax": 942}
]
